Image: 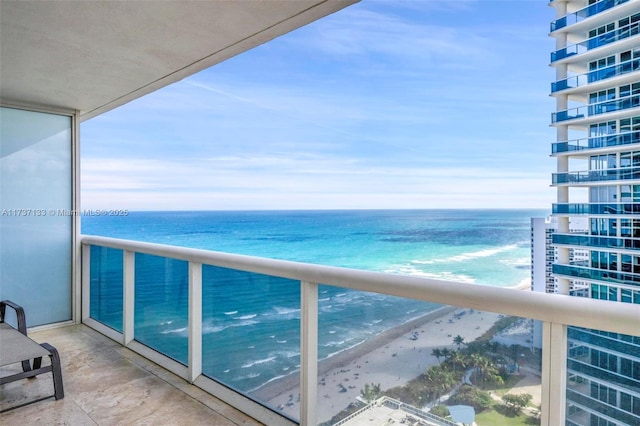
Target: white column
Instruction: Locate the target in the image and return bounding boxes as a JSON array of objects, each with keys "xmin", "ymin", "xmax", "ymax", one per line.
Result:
[
  {"xmin": 123, "ymin": 250, "xmax": 135, "ymax": 345},
  {"xmin": 300, "ymin": 281, "xmax": 318, "ymax": 426},
  {"xmin": 188, "ymin": 262, "xmax": 203, "ymax": 383},
  {"xmin": 541, "ymin": 321, "xmax": 567, "ymax": 426}
]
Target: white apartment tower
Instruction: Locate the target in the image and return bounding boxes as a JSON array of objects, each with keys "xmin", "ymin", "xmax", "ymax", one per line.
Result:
[{"xmin": 549, "ymin": 0, "xmax": 640, "ymax": 425}]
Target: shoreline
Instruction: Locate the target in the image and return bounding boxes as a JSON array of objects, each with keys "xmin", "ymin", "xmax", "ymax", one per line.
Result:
[
  {"xmin": 254, "ymin": 306, "xmax": 504, "ymax": 423},
  {"xmin": 250, "ymin": 305, "xmax": 458, "ymax": 401},
  {"xmin": 252, "ymin": 281, "xmax": 531, "ymax": 403},
  {"xmin": 253, "ymin": 282, "xmax": 531, "ymax": 422}
]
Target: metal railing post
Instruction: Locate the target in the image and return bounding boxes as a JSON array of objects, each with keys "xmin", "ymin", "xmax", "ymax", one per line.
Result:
[
  {"xmin": 123, "ymin": 250, "xmax": 135, "ymax": 346},
  {"xmin": 81, "ymin": 244, "xmax": 91, "ymax": 322},
  {"xmin": 189, "ymin": 262, "xmax": 203, "ymax": 383},
  {"xmin": 300, "ymin": 281, "xmax": 318, "ymax": 425}
]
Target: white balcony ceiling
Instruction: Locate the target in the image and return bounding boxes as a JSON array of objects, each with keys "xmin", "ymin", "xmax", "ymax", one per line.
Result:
[{"xmin": 0, "ymin": 0, "xmax": 355, "ymax": 121}]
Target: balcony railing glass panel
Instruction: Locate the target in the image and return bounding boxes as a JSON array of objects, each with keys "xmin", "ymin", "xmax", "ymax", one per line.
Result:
[
  {"xmin": 552, "ymin": 94, "xmax": 640, "ymax": 123},
  {"xmin": 550, "ymin": 0, "xmax": 631, "ymax": 32},
  {"xmin": 200, "ymin": 264, "xmax": 300, "ymax": 420},
  {"xmin": 309, "ymin": 295, "xmax": 542, "ymax": 425},
  {"xmin": 134, "ymin": 253, "xmax": 189, "ymax": 364},
  {"xmin": 552, "ymin": 130, "xmax": 640, "ymax": 153},
  {"xmin": 552, "ymin": 203, "xmax": 640, "ymax": 214},
  {"xmin": 551, "ymin": 58, "xmax": 640, "ymax": 93},
  {"xmin": 553, "ymin": 264, "xmax": 640, "ymax": 285},
  {"xmin": 551, "ymin": 19, "xmax": 640, "ymax": 62},
  {"xmin": 552, "ymin": 166, "xmax": 640, "ymax": 184},
  {"xmin": 89, "ymin": 245, "xmax": 124, "ymax": 332},
  {"xmin": 552, "ymin": 233, "xmax": 640, "ymax": 250}
]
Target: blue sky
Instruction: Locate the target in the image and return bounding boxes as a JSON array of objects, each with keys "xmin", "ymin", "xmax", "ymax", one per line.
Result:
[{"xmin": 82, "ymin": 0, "xmax": 556, "ymax": 211}]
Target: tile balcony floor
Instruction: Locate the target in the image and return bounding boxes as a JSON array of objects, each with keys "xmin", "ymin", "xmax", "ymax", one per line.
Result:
[{"xmin": 0, "ymin": 324, "xmax": 263, "ymax": 425}]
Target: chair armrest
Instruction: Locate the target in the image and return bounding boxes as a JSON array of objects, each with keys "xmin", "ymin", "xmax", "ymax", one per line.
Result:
[{"xmin": 0, "ymin": 300, "xmax": 28, "ymax": 336}]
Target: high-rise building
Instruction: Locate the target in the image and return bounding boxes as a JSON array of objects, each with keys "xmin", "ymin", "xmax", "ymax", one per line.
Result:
[{"xmin": 549, "ymin": 1, "xmax": 640, "ymax": 424}]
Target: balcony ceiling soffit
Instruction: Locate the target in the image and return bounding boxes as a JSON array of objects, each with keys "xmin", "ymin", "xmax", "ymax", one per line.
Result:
[{"xmin": 0, "ymin": 0, "xmax": 355, "ymax": 121}]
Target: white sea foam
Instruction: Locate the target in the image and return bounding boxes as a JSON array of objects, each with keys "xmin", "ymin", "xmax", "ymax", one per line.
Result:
[
  {"xmin": 224, "ymin": 311, "xmax": 238, "ymax": 315},
  {"xmin": 275, "ymin": 307, "xmax": 300, "ymax": 315},
  {"xmin": 241, "ymin": 356, "xmax": 277, "ymax": 369},
  {"xmin": 231, "ymin": 320, "xmax": 259, "ymax": 328},
  {"xmin": 412, "ymin": 244, "xmax": 519, "ymax": 264},
  {"xmin": 323, "ymin": 340, "xmax": 346, "ymax": 347},
  {"xmin": 160, "ymin": 326, "xmax": 187, "ymax": 335},
  {"xmin": 203, "ymin": 324, "xmax": 228, "ymax": 334},
  {"xmin": 499, "ymin": 257, "xmax": 530, "ymax": 267},
  {"xmin": 385, "ymin": 265, "xmax": 476, "ymax": 283},
  {"xmin": 235, "ymin": 314, "xmax": 257, "ymax": 320}
]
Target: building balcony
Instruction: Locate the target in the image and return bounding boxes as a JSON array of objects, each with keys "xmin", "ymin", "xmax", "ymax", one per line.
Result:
[
  {"xmin": 551, "ymin": 94, "xmax": 640, "ymax": 123},
  {"xmin": 552, "ymin": 166, "xmax": 640, "ymax": 185},
  {"xmin": 565, "ymin": 388, "xmax": 640, "ymax": 426},
  {"xmin": 5, "ymin": 235, "xmax": 635, "ymax": 425},
  {"xmin": 551, "ymin": 130, "xmax": 640, "ymax": 154},
  {"xmin": 553, "ymin": 263, "xmax": 640, "ymax": 285},
  {"xmin": 552, "ymin": 202, "xmax": 640, "ymax": 214},
  {"xmin": 550, "ymin": 0, "xmax": 631, "ymax": 32},
  {"xmin": 551, "ymin": 58, "xmax": 640, "ymax": 93},
  {"xmin": 552, "ymin": 233, "xmax": 640, "ymax": 250},
  {"xmin": 550, "ymin": 19, "xmax": 639, "ymax": 63}
]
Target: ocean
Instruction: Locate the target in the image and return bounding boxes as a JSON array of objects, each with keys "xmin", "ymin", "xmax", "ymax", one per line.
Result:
[{"xmin": 83, "ymin": 209, "xmax": 545, "ymax": 393}]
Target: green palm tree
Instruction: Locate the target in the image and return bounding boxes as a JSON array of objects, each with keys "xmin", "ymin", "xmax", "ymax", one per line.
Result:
[
  {"xmin": 453, "ymin": 334, "xmax": 465, "ymax": 349},
  {"xmin": 431, "ymin": 348, "xmax": 443, "ymax": 363},
  {"xmin": 360, "ymin": 382, "xmax": 382, "ymax": 403},
  {"xmin": 426, "ymin": 365, "xmax": 456, "ymax": 402},
  {"xmin": 447, "ymin": 350, "xmax": 466, "ymax": 374}
]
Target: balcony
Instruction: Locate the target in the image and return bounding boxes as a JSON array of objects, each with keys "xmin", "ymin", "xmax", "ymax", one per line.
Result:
[
  {"xmin": 553, "ymin": 263, "xmax": 640, "ymax": 285},
  {"xmin": 551, "ymin": 130, "xmax": 640, "ymax": 154},
  {"xmin": 552, "ymin": 233, "xmax": 640, "ymax": 250},
  {"xmin": 550, "ymin": 0, "xmax": 631, "ymax": 32},
  {"xmin": 551, "ymin": 94, "xmax": 640, "ymax": 123},
  {"xmin": 552, "ymin": 202, "xmax": 640, "ymax": 215},
  {"xmin": 552, "ymin": 166, "xmax": 640, "ymax": 184},
  {"xmin": 551, "ymin": 57, "xmax": 640, "ymax": 93},
  {"xmin": 4, "ymin": 235, "xmax": 623, "ymax": 425},
  {"xmin": 550, "ymin": 19, "xmax": 640, "ymax": 62}
]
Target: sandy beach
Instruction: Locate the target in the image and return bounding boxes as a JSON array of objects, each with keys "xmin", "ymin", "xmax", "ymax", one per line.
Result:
[{"xmin": 252, "ymin": 305, "xmax": 504, "ymax": 423}]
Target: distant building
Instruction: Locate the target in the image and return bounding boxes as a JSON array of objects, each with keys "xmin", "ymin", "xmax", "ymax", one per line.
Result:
[
  {"xmin": 549, "ymin": 0, "xmax": 640, "ymax": 424},
  {"xmin": 530, "ymin": 217, "xmax": 588, "ymax": 349}
]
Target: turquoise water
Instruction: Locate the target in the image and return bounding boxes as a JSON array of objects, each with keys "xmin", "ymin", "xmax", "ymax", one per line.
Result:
[{"xmin": 84, "ymin": 209, "xmax": 545, "ymax": 392}]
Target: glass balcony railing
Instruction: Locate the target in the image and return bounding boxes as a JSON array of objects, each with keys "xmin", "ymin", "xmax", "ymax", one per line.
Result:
[
  {"xmin": 551, "ymin": 20, "xmax": 640, "ymax": 62},
  {"xmin": 90, "ymin": 245, "xmax": 124, "ymax": 332},
  {"xmin": 552, "ymin": 130, "xmax": 640, "ymax": 153},
  {"xmin": 553, "ymin": 263, "xmax": 640, "ymax": 284},
  {"xmin": 551, "ymin": 58, "xmax": 640, "ymax": 93},
  {"xmin": 552, "ymin": 233, "xmax": 640, "ymax": 250},
  {"xmin": 81, "ymin": 235, "xmax": 640, "ymax": 426},
  {"xmin": 552, "ymin": 166, "xmax": 640, "ymax": 184},
  {"xmin": 552, "ymin": 202, "xmax": 640, "ymax": 214},
  {"xmin": 551, "ymin": 0, "xmax": 631, "ymax": 32},
  {"xmin": 552, "ymin": 94, "xmax": 640, "ymax": 123}
]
